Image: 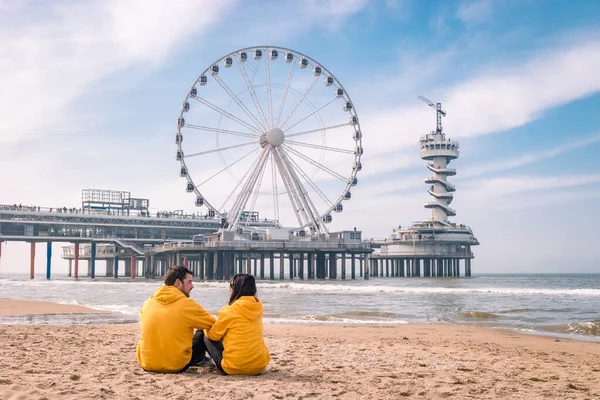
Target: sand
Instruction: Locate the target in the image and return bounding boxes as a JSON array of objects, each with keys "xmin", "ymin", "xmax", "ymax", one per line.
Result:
[{"xmin": 0, "ymin": 300, "xmax": 599, "ymax": 399}]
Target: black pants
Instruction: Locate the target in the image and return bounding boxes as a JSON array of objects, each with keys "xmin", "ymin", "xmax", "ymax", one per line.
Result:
[
  {"xmin": 178, "ymin": 330, "xmax": 208, "ymax": 373},
  {"xmin": 203, "ymin": 336, "xmax": 228, "ymax": 375}
]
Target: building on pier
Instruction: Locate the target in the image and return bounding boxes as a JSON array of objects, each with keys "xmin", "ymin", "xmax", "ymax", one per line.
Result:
[
  {"xmin": 371, "ymin": 98, "xmax": 479, "ymax": 277},
  {"xmin": 142, "ymin": 233, "xmax": 372, "ymax": 281}
]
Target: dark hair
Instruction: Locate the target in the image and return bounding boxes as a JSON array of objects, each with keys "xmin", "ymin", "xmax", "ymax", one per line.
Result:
[
  {"xmin": 229, "ymin": 273, "xmax": 257, "ymax": 305},
  {"xmin": 164, "ymin": 266, "xmax": 193, "ymax": 286}
]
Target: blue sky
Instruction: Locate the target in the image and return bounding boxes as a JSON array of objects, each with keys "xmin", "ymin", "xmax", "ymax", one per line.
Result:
[{"xmin": 0, "ymin": 0, "xmax": 599, "ymax": 274}]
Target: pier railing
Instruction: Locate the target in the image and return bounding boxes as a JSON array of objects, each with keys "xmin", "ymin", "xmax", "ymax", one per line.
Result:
[{"xmin": 153, "ymin": 240, "xmax": 371, "ymax": 252}]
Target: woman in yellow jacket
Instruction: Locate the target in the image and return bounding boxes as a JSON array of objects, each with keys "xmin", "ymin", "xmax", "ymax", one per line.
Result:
[{"xmin": 205, "ymin": 273, "xmax": 270, "ymax": 375}]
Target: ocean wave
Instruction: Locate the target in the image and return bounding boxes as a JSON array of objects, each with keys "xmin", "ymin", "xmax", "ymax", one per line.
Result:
[
  {"xmin": 0, "ymin": 313, "xmax": 137, "ymax": 325},
  {"xmin": 252, "ymin": 282, "xmax": 600, "ymax": 297},
  {"xmin": 263, "ymin": 315, "xmax": 408, "ymax": 325},
  {"xmin": 456, "ymin": 311, "xmax": 502, "ymax": 320},
  {"xmin": 566, "ymin": 322, "xmax": 600, "ymax": 336}
]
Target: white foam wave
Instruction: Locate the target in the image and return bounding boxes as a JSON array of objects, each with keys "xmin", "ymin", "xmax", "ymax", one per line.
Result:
[
  {"xmin": 263, "ymin": 317, "xmax": 408, "ymax": 325},
  {"xmin": 252, "ymin": 282, "xmax": 600, "ymax": 296}
]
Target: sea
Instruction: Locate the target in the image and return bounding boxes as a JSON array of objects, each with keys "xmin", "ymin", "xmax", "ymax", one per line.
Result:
[{"xmin": 1, "ymin": 273, "xmax": 599, "ymax": 342}]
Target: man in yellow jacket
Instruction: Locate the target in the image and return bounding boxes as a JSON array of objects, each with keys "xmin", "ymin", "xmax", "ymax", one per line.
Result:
[{"xmin": 136, "ymin": 266, "xmax": 215, "ymax": 373}]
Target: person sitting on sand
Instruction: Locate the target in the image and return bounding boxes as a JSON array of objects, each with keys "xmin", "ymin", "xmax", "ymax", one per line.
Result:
[
  {"xmin": 204, "ymin": 273, "xmax": 270, "ymax": 375},
  {"xmin": 136, "ymin": 266, "xmax": 215, "ymax": 373}
]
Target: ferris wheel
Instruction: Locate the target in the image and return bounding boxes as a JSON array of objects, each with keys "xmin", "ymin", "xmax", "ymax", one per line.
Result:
[{"xmin": 175, "ymin": 46, "xmax": 363, "ymax": 236}]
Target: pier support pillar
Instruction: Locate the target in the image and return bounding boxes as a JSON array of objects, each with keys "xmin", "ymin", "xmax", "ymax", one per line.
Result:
[
  {"xmin": 74, "ymin": 243, "xmax": 79, "ymax": 279},
  {"xmin": 130, "ymin": 256, "xmax": 136, "ymax": 278},
  {"xmin": 279, "ymin": 252, "xmax": 285, "ymax": 280},
  {"xmin": 269, "ymin": 252, "xmax": 274, "ymax": 280},
  {"xmin": 183, "ymin": 257, "xmax": 188, "ymax": 268},
  {"xmin": 328, "ymin": 253, "xmax": 336, "ymax": 280},
  {"xmin": 260, "ymin": 254, "xmax": 265, "ymax": 280},
  {"xmin": 113, "ymin": 256, "xmax": 119, "ymax": 278},
  {"xmin": 363, "ymin": 253, "xmax": 370, "ymax": 279},
  {"xmin": 288, "ymin": 253, "xmax": 294, "ymax": 280},
  {"xmin": 298, "ymin": 253, "xmax": 305, "ymax": 280},
  {"xmin": 351, "ymin": 253, "xmax": 356, "ymax": 280},
  {"xmin": 90, "ymin": 243, "xmax": 97, "ymax": 279},
  {"xmin": 29, "ymin": 242, "xmax": 36, "ymax": 279},
  {"xmin": 46, "ymin": 242, "xmax": 52, "ymax": 280},
  {"xmin": 68, "ymin": 259, "xmax": 72, "ymax": 277}
]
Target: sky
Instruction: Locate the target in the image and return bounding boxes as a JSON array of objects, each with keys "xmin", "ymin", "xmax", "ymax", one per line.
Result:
[{"xmin": 1, "ymin": 0, "xmax": 599, "ymax": 275}]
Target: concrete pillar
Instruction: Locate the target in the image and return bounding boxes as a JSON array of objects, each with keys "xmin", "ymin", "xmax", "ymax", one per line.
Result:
[
  {"xmin": 269, "ymin": 252, "xmax": 275, "ymax": 280},
  {"xmin": 279, "ymin": 252, "xmax": 285, "ymax": 280},
  {"xmin": 113, "ymin": 256, "xmax": 119, "ymax": 278},
  {"xmin": 363, "ymin": 253, "xmax": 370, "ymax": 279},
  {"xmin": 199, "ymin": 253, "xmax": 205, "ymax": 280},
  {"xmin": 30, "ymin": 242, "xmax": 35, "ymax": 279},
  {"xmin": 68, "ymin": 259, "xmax": 72, "ymax": 277},
  {"xmin": 46, "ymin": 242, "xmax": 52, "ymax": 280},
  {"xmin": 223, "ymin": 252, "xmax": 230, "ymax": 280},
  {"xmin": 74, "ymin": 243, "xmax": 79, "ymax": 279},
  {"xmin": 328, "ymin": 253, "xmax": 336, "ymax": 280},
  {"xmin": 385, "ymin": 259, "xmax": 390, "ymax": 277},
  {"xmin": 259, "ymin": 253, "xmax": 265, "ymax": 280},
  {"xmin": 131, "ymin": 256, "xmax": 136, "ymax": 278},
  {"xmin": 341, "ymin": 253, "xmax": 346, "ymax": 280},
  {"xmin": 351, "ymin": 253, "xmax": 356, "ymax": 280},
  {"xmin": 288, "ymin": 253, "xmax": 294, "ymax": 280},
  {"xmin": 298, "ymin": 253, "xmax": 304, "ymax": 280}
]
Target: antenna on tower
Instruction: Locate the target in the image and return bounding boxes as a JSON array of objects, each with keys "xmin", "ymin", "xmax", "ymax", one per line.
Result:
[{"xmin": 418, "ymin": 96, "xmax": 446, "ymax": 137}]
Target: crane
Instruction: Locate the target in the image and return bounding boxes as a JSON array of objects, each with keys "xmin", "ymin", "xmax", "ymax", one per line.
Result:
[{"xmin": 418, "ymin": 96, "xmax": 446, "ymax": 136}]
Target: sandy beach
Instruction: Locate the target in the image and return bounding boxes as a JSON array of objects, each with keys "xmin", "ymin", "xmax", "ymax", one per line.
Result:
[{"xmin": 0, "ymin": 300, "xmax": 599, "ymax": 399}]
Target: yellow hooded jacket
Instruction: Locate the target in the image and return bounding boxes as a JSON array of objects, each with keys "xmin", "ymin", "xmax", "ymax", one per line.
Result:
[
  {"xmin": 206, "ymin": 296, "xmax": 270, "ymax": 375},
  {"xmin": 136, "ymin": 285, "xmax": 215, "ymax": 372}
]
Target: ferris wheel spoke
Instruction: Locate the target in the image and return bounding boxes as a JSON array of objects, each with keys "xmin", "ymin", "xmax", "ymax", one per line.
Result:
[
  {"xmin": 279, "ymin": 76, "xmax": 319, "ymax": 128},
  {"xmin": 212, "ymin": 73, "xmax": 268, "ymax": 132},
  {"xmin": 278, "ymin": 146, "xmax": 334, "ymax": 209},
  {"xmin": 192, "ymin": 96, "xmax": 263, "ymax": 135},
  {"xmin": 270, "ymin": 152, "xmax": 280, "ymax": 223},
  {"xmin": 185, "ymin": 124, "xmax": 258, "ymax": 139},
  {"xmin": 276, "ymin": 61, "xmax": 296, "ymax": 126},
  {"xmin": 271, "ymin": 147, "xmax": 307, "ymax": 228},
  {"xmin": 243, "ymin": 148, "xmax": 270, "ymax": 227},
  {"xmin": 285, "ymin": 140, "xmax": 354, "ymax": 154},
  {"xmin": 219, "ymin": 147, "xmax": 269, "ymax": 215},
  {"xmin": 275, "ymin": 147, "xmax": 323, "ymax": 232},
  {"xmin": 265, "ymin": 55, "xmax": 273, "ymax": 129},
  {"xmin": 197, "ymin": 147, "xmax": 259, "ymax": 187},
  {"xmin": 282, "ymin": 144, "xmax": 348, "ymax": 182},
  {"xmin": 284, "ymin": 98, "xmax": 337, "ymax": 132},
  {"xmin": 185, "ymin": 140, "xmax": 258, "ymax": 158},
  {"xmin": 285, "ymin": 122, "xmax": 351, "ymax": 139},
  {"xmin": 279, "ymin": 146, "xmax": 336, "ymax": 208},
  {"xmin": 227, "ymin": 147, "xmax": 271, "ymax": 228},
  {"xmin": 237, "ymin": 60, "xmax": 269, "ymax": 130}
]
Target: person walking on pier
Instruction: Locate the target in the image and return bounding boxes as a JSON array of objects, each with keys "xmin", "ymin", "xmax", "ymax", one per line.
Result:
[
  {"xmin": 204, "ymin": 273, "xmax": 270, "ymax": 375},
  {"xmin": 136, "ymin": 266, "xmax": 215, "ymax": 373}
]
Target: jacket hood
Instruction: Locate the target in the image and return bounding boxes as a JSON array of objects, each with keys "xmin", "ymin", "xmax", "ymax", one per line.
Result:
[
  {"xmin": 152, "ymin": 285, "xmax": 186, "ymax": 305},
  {"xmin": 231, "ymin": 296, "xmax": 263, "ymax": 321}
]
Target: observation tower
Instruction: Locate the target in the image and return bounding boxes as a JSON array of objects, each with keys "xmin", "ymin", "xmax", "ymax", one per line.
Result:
[{"xmin": 373, "ymin": 97, "xmax": 479, "ymax": 277}]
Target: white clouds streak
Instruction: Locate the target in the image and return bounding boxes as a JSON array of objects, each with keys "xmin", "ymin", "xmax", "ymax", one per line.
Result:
[
  {"xmin": 0, "ymin": 0, "xmax": 234, "ymax": 144},
  {"xmin": 445, "ymin": 39, "xmax": 600, "ymax": 137}
]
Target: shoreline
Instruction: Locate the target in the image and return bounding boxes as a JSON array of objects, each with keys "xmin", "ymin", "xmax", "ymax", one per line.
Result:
[{"xmin": 1, "ymin": 298, "xmax": 599, "ymax": 343}]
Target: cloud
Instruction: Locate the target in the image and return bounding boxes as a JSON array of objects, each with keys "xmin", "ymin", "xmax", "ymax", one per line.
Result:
[
  {"xmin": 457, "ymin": 0, "xmax": 495, "ymax": 23},
  {"xmin": 461, "ymin": 132, "xmax": 600, "ymax": 179},
  {"xmin": 0, "ymin": 0, "xmax": 235, "ymax": 145}
]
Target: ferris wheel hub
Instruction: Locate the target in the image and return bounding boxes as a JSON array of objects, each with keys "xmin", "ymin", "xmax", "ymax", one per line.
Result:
[{"xmin": 265, "ymin": 127, "xmax": 285, "ymax": 147}]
